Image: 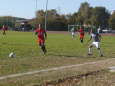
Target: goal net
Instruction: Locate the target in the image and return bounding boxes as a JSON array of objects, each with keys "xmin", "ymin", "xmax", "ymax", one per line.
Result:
[
  {"xmin": 68, "ymin": 25, "xmax": 81, "ymax": 32},
  {"xmin": 68, "ymin": 24, "xmax": 97, "ymax": 33}
]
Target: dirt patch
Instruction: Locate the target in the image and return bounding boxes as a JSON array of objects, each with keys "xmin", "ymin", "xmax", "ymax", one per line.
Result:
[
  {"xmin": 40, "ymin": 70, "xmax": 102, "ymax": 86},
  {"xmin": 27, "ymin": 58, "xmax": 115, "ymax": 86},
  {"xmin": 33, "ymin": 69, "xmax": 115, "ymax": 86}
]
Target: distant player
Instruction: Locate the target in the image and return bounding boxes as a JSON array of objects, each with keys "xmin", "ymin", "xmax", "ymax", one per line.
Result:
[
  {"xmin": 2, "ymin": 25, "xmax": 8, "ymax": 35},
  {"xmin": 35, "ymin": 24, "xmax": 47, "ymax": 54},
  {"xmin": 88, "ymin": 32, "xmax": 103, "ymax": 57},
  {"xmin": 97, "ymin": 26, "xmax": 101, "ymax": 34},
  {"xmin": 78, "ymin": 26, "xmax": 85, "ymax": 43},
  {"xmin": 71, "ymin": 27, "xmax": 76, "ymax": 39}
]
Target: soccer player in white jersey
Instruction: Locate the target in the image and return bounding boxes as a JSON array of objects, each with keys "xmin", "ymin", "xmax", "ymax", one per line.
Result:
[
  {"xmin": 71, "ymin": 27, "xmax": 76, "ymax": 39},
  {"xmin": 88, "ymin": 32, "xmax": 103, "ymax": 57}
]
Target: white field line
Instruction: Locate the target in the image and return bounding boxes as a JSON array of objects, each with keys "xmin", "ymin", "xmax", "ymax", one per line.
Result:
[{"xmin": 0, "ymin": 58, "xmax": 114, "ymax": 80}]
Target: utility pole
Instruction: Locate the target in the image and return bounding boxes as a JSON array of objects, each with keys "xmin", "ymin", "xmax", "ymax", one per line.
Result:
[{"xmin": 45, "ymin": 0, "xmax": 48, "ymax": 31}]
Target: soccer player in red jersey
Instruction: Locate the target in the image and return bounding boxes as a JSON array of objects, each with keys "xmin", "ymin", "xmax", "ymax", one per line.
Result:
[
  {"xmin": 78, "ymin": 26, "xmax": 85, "ymax": 43},
  {"xmin": 2, "ymin": 25, "xmax": 8, "ymax": 35},
  {"xmin": 35, "ymin": 24, "xmax": 47, "ymax": 54}
]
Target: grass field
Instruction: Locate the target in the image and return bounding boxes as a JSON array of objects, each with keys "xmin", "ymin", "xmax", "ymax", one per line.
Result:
[{"xmin": 0, "ymin": 31, "xmax": 115, "ymax": 86}]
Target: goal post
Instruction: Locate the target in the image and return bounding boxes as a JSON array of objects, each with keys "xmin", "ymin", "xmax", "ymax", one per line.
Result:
[
  {"xmin": 68, "ymin": 24, "xmax": 97, "ymax": 33},
  {"xmin": 68, "ymin": 24, "xmax": 81, "ymax": 32}
]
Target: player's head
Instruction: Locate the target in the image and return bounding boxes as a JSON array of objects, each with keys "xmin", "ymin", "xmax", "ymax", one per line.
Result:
[
  {"xmin": 36, "ymin": 24, "xmax": 45, "ymax": 30},
  {"xmin": 38, "ymin": 24, "xmax": 40, "ymax": 28},
  {"xmin": 36, "ymin": 24, "xmax": 41, "ymax": 29},
  {"xmin": 2, "ymin": 25, "xmax": 5, "ymax": 27}
]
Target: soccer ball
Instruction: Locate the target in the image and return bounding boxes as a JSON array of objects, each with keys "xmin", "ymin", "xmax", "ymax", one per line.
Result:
[{"xmin": 9, "ymin": 52, "xmax": 15, "ymax": 58}]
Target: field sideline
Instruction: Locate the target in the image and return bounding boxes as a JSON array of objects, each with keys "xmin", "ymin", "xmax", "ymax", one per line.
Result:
[
  {"xmin": 0, "ymin": 58, "xmax": 115, "ymax": 80},
  {"xmin": 0, "ymin": 31, "xmax": 115, "ymax": 85}
]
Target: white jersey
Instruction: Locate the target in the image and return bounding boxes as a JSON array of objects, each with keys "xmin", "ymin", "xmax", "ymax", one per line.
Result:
[
  {"xmin": 90, "ymin": 33, "xmax": 101, "ymax": 48},
  {"xmin": 91, "ymin": 33, "xmax": 101, "ymax": 42}
]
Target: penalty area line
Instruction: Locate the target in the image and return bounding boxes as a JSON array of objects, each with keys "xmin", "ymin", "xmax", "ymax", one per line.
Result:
[{"xmin": 0, "ymin": 58, "xmax": 114, "ymax": 80}]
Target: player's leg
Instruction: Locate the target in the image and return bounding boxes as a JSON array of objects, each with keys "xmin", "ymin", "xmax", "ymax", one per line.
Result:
[
  {"xmin": 39, "ymin": 42, "xmax": 46, "ymax": 54},
  {"xmin": 38, "ymin": 39, "xmax": 44, "ymax": 54},
  {"xmin": 40, "ymin": 40, "xmax": 47, "ymax": 54},
  {"xmin": 82, "ymin": 35, "xmax": 84, "ymax": 43},
  {"xmin": 3, "ymin": 30, "xmax": 6, "ymax": 35},
  {"xmin": 80, "ymin": 36, "xmax": 83, "ymax": 43},
  {"xmin": 88, "ymin": 43, "xmax": 93, "ymax": 55},
  {"xmin": 97, "ymin": 48, "xmax": 103, "ymax": 57},
  {"xmin": 81, "ymin": 38, "xmax": 83, "ymax": 43},
  {"xmin": 41, "ymin": 44, "xmax": 47, "ymax": 54},
  {"xmin": 96, "ymin": 42, "xmax": 103, "ymax": 57},
  {"xmin": 39, "ymin": 41, "xmax": 42, "ymax": 49},
  {"xmin": 72, "ymin": 32, "xmax": 75, "ymax": 39}
]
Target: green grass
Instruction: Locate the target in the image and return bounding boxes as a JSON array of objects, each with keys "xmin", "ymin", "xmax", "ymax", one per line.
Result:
[
  {"xmin": 0, "ymin": 31, "xmax": 115, "ymax": 86},
  {"xmin": 0, "ymin": 31, "xmax": 115, "ymax": 58}
]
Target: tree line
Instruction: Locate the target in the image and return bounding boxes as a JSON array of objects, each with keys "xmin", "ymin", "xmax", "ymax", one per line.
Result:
[{"xmin": 0, "ymin": 2, "xmax": 115, "ymax": 31}]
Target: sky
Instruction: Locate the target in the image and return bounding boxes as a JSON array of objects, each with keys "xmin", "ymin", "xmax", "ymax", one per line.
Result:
[{"xmin": 0, "ymin": 0, "xmax": 114, "ymax": 19}]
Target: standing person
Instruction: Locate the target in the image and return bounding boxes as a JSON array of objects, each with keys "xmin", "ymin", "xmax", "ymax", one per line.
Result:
[
  {"xmin": 78, "ymin": 26, "xmax": 85, "ymax": 43},
  {"xmin": 35, "ymin": 24, "xmax": 47, "ymax": 54},
  {"xmin": 88, "ymin": 32, "xmax": 103, "ymax": 57},
  {"xmin": 2, "ymin": 25, "xmax": 8, "ymax": 35},
  {"xmin": 97, "ymin": 26, "xmax": 101, "ymax": 34},
  {"xmin": 71, "ymin": 27, "xmax": 76, "ymax": 39}
]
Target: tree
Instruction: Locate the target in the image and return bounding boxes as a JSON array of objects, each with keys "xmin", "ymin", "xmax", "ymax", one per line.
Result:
[
  {"xmin": 77, "ymin": 2, "xmax": 91, "ymax": 24},
  {"xmin": 0, "ymin": 16, "xmax": 27, "ymax": 30},
  {"xmin": 36, "ymin": 10, "xmax": 45, "ymax": 25},
  {"xmin": 90, "ymin": 7, "xmax": 110, "ymax": 28},
  {"xmin": 109, "ymin": 12, "xmax": 115, "ymax": 30},
  {"xmin": 67, "ymin": 13, "xmax": 78, "ymax": 25},
  {"xmin": 0, "ymin": 16, "xmax": 15, "ymax": 28},
  {"xmin": 29, "ymin": 3, "xmax": 111, "ymax": 31},
  {"xmin": 34, "ymin": 9, "xmax": 68, "ymax": 31}
]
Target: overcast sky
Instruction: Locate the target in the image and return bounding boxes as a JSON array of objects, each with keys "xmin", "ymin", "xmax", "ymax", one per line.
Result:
[{"xmin": 0, "ymin": 0, "xmax": 114, "ymax": 19}]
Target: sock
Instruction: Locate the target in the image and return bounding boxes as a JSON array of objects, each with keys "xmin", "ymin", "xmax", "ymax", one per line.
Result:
[
  {"xmin": 41, "ymin": 45, "xmax": 47, "ymax": 54},
  {"xmin": 88, "ymin": 48, "xmax": 92, "ymax": 54},
  {"xmin": 98, "ymin": 49, "xmax": 103, "ymax": 56},
  {"xmin": 80, "ymin": 39, "xmax": 83, "ymax": 43}
]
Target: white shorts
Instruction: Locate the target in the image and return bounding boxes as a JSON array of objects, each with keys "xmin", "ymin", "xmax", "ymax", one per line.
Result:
[
  {"xmin": 90, "ymin": 42, "xmax": 100, "ymax": 49},
  {"xmin": 72, "ymin": 32, "xmax": 75, "ymax": 36}
]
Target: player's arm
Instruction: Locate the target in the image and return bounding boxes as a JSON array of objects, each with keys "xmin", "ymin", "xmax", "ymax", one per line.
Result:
[
  {"xmin": 35, "ymin": 32, "xmax": 38, "ymax": 35},
  {"xmin": 88, "ymin": 36, "xmax": 92, "ymax": 42},
  {"xmin": 35, "ymin": 29, "xmax": 38, "ymax": 35}
]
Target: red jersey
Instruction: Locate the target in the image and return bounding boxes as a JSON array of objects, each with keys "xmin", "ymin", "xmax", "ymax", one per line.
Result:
[
  {"xmin": 35, "ymin": 28, "xmax": 46, "ymax": 40},
  {"xmin": 2, "ymin": 26, "xmax": 8, "ymax": 31},
  {"xmin": 79, "ymin": 28, "xmax": 84, "ymax": 35}
]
